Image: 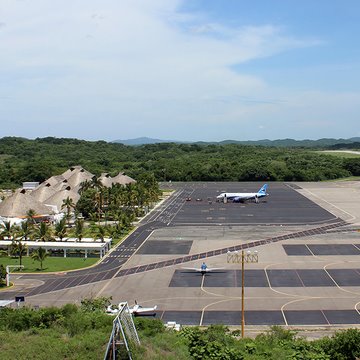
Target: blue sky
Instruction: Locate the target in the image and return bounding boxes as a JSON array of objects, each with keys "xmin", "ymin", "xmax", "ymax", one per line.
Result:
[{"xmin": 0, "ymin": 0, "xmax": 359, "ymax": 141}]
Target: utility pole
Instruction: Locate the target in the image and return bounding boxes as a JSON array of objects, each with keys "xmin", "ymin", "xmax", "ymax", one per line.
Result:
[{"xmin": 227, "ymin": 250, "xmax": 258, "ymax": 338}]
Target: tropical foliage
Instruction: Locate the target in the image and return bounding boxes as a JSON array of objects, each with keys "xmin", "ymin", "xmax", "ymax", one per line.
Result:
[
  {"xmin": 133, "ymin": 321, "xmax": 360, "ymax": 360},
  {"xmin": 0, "ymin": 264, "xmax": 6, "ymax": 285},
  {"xmin": 1, "ymin": 302, "xmax": 360, "ymax": 359},
  {"xmin": 76, "ymin": 173, "xmax": 161, "ymax": 222},
  {"xmin": 0, "ymin": 137, "xmax": 359, "ymax": 189},
  {"xmin": 0, "ymin": 300, "xmax": 113, "ymax": 360},
  {"xmin": 31, "ymin": 247, "xmax": 48, "ymax": 270}
]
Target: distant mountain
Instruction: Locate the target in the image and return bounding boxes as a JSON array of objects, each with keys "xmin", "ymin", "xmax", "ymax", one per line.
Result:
[
  {"xmin": 112, "ymin": 137, "xmax": 360, "ymax": 147},
  {"xmin": 112, "ymin": 137, "xmax": 180, "ymax": 145}
]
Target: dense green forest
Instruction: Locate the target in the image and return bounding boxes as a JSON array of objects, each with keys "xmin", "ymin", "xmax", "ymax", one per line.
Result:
[
  {"xmin": 0, "ymin": 137, "xmax": 359, "ymax": 188},
  {"xmin": 1, "ymin": 299, "xmax": 360, "ymax": 359}
]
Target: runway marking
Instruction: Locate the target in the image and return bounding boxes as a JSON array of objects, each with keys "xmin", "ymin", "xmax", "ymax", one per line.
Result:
[
  {"xmin": 200, "ymin": 299, "xmax": 237, "ymax": 326},
  {"xmin": 166, "ymin": 190, "xmax": 191, "ymax": 226},
  {"xmin": 280, "ymin": 297, "xmax": 327, "ymax": 326},
  {"xmin": 323, "ymin": 262, "xmax": 360, "ymax": 296},
  {"xmin": 96, "ymin": 230, "xmax": 155, "ymax": 297},
  {"xmin": 355, "ymin": 301, "xmax": 360, "ymax": 316},
  {"xmin": 10, "ymin": 219, "xmax": 348, "ymax": 299},
  {"xmin": 305, "ymin": 243, "xmax": 322, "ymax": 260},
  {"xmin": 264, "ymin": 264, "xmax": 300, "ymax": 298}
]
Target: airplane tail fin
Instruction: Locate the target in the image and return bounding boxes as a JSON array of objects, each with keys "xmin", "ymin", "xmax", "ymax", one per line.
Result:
[{"xmin": 258, "ymin": 184, "xmax": 268, "ymax": 195}]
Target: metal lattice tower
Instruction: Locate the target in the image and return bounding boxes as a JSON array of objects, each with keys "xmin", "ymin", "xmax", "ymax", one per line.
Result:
[{"xmin": 104, "ymin": 302, "xmax": 140, "ymax": 360}]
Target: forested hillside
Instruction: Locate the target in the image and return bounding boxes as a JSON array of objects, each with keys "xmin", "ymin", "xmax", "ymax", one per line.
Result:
[{"xmin": 0, "ymin": 137, "xmax": 359, "ymax": 188}]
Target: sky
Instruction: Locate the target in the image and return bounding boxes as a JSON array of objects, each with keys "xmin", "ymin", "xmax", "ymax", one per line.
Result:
[{"xmin": 0, "ymin": 0, "xmax": 359, "ymax": 142}]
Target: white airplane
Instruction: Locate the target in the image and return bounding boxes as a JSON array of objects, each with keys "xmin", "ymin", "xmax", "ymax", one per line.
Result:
[
  {"xmin": 216, "ymin": 184, "xmax": 269, "ymax": 203},
  {"xmin": 106, "ymin": 301, "xmax": 157, "ymax": 316},
  {"xmin": 182, "ymin": 262, "xmax": 224, "ymax": 275},
  {"xmin": 130, "ymin": 301, "xmax": 157, "ymax": 316}
]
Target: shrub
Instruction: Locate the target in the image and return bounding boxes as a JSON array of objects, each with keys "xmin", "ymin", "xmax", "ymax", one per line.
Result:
[
  {"xmin": 317, "ymin": 328, "xmax": 360, "ymax": 360},
  {"xmin": 134, "ymin": 317, "xmax": 165, "ymax": 337}
]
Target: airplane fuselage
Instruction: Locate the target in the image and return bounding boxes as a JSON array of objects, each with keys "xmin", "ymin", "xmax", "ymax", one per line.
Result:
[{"xmin": 216, "ymin": 184, "xmax": 269, "ymax": 203}]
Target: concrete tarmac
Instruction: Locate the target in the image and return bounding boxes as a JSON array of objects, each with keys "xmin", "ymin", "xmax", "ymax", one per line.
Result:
[{"xmin": 3, "ymin": 181, "xmax": 360, "ymax": 329}]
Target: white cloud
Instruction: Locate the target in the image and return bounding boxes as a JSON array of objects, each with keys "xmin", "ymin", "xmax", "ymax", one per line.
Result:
[{"xmin": 0, "ymin": 0, "xmax": 357, "ymax": 141}]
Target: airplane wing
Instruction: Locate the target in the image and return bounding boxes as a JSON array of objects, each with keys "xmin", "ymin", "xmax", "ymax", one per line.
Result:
[
  {"xmin": 204, "ymin": 267, "xmax": 225, "ymax": 272},
  {"xmin": 106, "ymin": 305, "xmax": 119, "ymax": 314},
  {"xmin": 181, "ymin": 267, "xmax": 204, "ymax": 272},
  {"xmin": 181, "ymin": 267, "xmax": 224, "ymax": 272},
  {"xmin": 131, "ymin": 305, "xmax": 157, "ymax": 314}
]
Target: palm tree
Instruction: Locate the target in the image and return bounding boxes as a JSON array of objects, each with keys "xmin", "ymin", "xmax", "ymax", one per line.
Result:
[
  {"xmin": 0, "ymin": 221, "xmax": 16, "ymax": 240},
  {"xmin": 10, "ymin": 240, "xmax": 27, "ymax": 267},
  {"xmin": 61, "ymin": 197, "xmax": 76, "ymax": 224},
  {"xmin": 54, "ymin": 218, "xmax": 67, "ymax": 241},
  {"xmin": 78, "ymin": 179, "xmax": 93, "ymax": 194},
  {"xmin": 31, "ymin": 247, "xmax": 48, "ymax": 270},
  {"xmin": 17, "ymin": 221, "xmax": 33, "ymax": 241},
  {"xmin": 88, "ymin": 177, "xmax": 105, "ymax": 224},
  {"xmin": 75, "ymin": 218, "xmax": 84, "ymax": 242},
  {"xmin": 35, "ymin": 222, "xmax": 53, "ymax": 242},
  {"xmin": 26, "ymin": 208, "xmax": 37, "ymax": 226},
  {"xmin": 95, "ymin": 225, "xmax": 107, "ymax": 243}
]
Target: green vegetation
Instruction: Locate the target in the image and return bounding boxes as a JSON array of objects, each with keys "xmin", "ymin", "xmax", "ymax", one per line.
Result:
[
  {"xmin": 1, "ymin": 137, "xmax": 360, "ymax": 188},
  {"xmin": 133, "ymin": 321, "xmax": 360, "ymax": 360},
  {"xmin": 1, "ymin": 302, "xmax": 360, "ymax": 359},
  {"xmin": 0, "ymin": 256, "xmax": 98, "ymax": 273},
  {"xmin": 0, "ymin": 264, "xmax": 6, "ymax": 286},
  {"xmin": 0, "ymin": 299, "xmax": 113, "ymax": 360}
]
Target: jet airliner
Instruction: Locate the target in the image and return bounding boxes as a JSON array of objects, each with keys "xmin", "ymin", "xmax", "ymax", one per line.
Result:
[{"xmin": 216, "ymin": 184, "xmax": 269, "ymax": 203}]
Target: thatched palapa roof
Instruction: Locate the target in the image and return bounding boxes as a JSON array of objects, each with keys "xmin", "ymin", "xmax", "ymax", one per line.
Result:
[
  {"xmin": 44, "ymin": 186, "xmax": 80, "ymax": 212},
  {"xmin": 111, "ymin": 172, "xmax": 136, "ymax": 186},
  {"xmin": 0, "ymin": 189, "xmax": 53, "ymax": 217},
  {"xmin": 99, "ymin": 172, "xmax": 136, "ymax": 187}
]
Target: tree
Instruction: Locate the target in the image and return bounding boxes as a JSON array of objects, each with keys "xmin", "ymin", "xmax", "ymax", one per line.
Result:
[
  {"xmin": 35, "ymin": 222, "xmax": 53, "ymax": 242},
  {"xmin": 0, "ymin": 264, "xmax": 6, "ymax": 285},
  {"xmin": 10, "ymin": 240, "xmax": 27, "ymax": 267},
  {"xmin": 75, "ymin": 218, "xmax": 84, "ymax": 242},
  {"xmin": 26, "ymin": 208, "xmax": 37, "ymax": 226},
  {"xmin": 61, "ymin": 197, "xmax": 76, "ymax": 224},
  {"xmin": 0, "ymin": 221, "xmax": 16, "ymax": 240},
  {"xmin": 31, "ymin": 247, "xmax": 48, "ymax": 270},
  {"xmin": 54, "ymin": 218, "xmax": 67, "ymax": 241},
  {"xmin": 95, "ymin": 225, "xmax": 107, "ymax": 243},
  {"xmin": 17, "ymin": 221, "xmax": 33, "ymax": 241},
  {"xmin": 80, "ymin": 296, "xmax": 112, "ymax": 312}
]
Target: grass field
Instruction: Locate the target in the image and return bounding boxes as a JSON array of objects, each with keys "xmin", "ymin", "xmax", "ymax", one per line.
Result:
[
  {"xmin": 319, "ymin": 150, "xmax": 360, "ymax": 158},
  {"xmin": 0, "ymin": 256, "xmax": 98, "ymax": 273}
]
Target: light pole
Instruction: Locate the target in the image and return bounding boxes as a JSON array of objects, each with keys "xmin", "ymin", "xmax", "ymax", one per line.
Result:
[
  {"xmin": 6, "ymin": 265, "xmax": 24, "ymax": 287},
  {"xmin": 227, "ymin": 249, "xmax": 259, "ymax": 338}
]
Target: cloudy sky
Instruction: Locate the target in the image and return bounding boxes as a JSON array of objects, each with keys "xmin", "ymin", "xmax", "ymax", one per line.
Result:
[{"xmin": 0, "ymin": 0, "xmax": 359, "ymax": 142}]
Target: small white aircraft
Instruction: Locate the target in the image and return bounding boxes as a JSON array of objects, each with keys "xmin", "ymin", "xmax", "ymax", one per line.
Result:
[
  {"xmin": 130, "ymin": 301, "xmax": 157, "ymax": 316},
  {"xmin": 106, "ymin": 301, "xmax": 157, "ymax": 316},
  {"xmin": 216, "ymin": 184, "xmax": 269, "ymax": 204},
  {"xmin": 182, "ymin": 262, "xmax": 224, "ymax": 275}
]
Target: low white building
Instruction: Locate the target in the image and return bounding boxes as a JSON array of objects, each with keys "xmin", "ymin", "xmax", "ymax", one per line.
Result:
[{"xmin": 0, "ymin": 239, "xmax": 111, "ymax": 258}]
